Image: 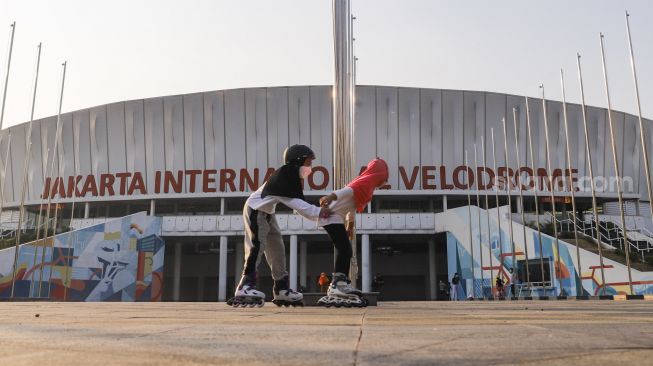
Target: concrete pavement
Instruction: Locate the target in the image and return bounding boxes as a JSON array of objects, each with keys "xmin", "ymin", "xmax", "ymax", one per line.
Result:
[{"xmin": 1, "ymin": 301, "xmax": 652, "ymax": 365}]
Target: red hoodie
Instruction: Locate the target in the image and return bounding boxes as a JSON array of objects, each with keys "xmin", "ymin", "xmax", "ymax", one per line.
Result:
[{"xmin": 347, "ymin": 158, "xmax": 389, "ymax": 213}]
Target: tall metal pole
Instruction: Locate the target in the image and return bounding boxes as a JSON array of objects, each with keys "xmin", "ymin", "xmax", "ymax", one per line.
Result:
[
  {"xmin": 10, "ymin": 43, "xmax": 42, "ymax": 298},
  {"xmin": 625, "ymin": 12, "xmax": 653, "ymax": 222},
  {"xmin": 577, "ymin": 53, "xmax": 607, "ymax": 296},
  {"xmin": 63, "ymin": 153, "xmax": 79, "ymax": 302},
  {"xmin": 599, "ymin": 33, "xmax": 634, "ymax": 295},
  {"xmin": 333, "ymin": 0, "xmax": 357, "ymax": 283},
  {"xmin": 474, "ymin": 143, "xmax": 485, "ymax": 298},
  {"xmin": 525, "ymin": 97, "xmax": 547, "ymax": 294},
  {"xmin": 0, "ymin": 22, "xmax": 16, "ymax": 232},
  {"xmin": 39, "ymin": 61, "xmax": 67, "ymax": 298},
  {"xmin": 491, "ymin": 129, "xmax": 505, "ymax": 273},
  {"xmin": 465, "ymin": 150, "xmax": 475, "ymax": 298},
  {"xmin": 34, "ymin": 63, "xmax": 66, "ymax": 297},
  {"xmin": 348, "ymin": 12, "xmax": 358, "ymax": 286},
  {"xmin": 29, "ymin": 146, "xmax": 51, "ymax": 297},
  {"xmin": 540, "ymin": 85, "xmax": 563, "ymax": 296},
  {"xmin": 560, "ymin": 69, "xmax": 583, "ymax": 296},
  {"xmin": 0, "ymin": 132, "xmax": 10, "ymax": 223},
  {"xmin": 45, "ymin": 152, "xmax": 65, "ymax": 297},
  {"xmin": 512, "ymin": 108, "xmax": 531, "ymax": 286},
  {"xmin": 501, "ymin": 117, "xmax": 517, "ymax": 297},
  {"xmin": 482, "ymin": 136, "xmax": 495, "ymax": 298},
  {"xmin": 0, "ymin": 22, "xmax": 15, "ymax": 129}
]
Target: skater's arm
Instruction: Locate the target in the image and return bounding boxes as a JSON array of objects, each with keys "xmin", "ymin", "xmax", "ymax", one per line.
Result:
[
  {"xmin": 319, "ymin": 193, "xmax": 338, "ymax": 207},
  {"xmin": 278, "ymin": 197, "xmax": 326, "ymax": 221},
  {"xmin": 320, "ymin": 187, "xmax": 354, "ymax": 207}
]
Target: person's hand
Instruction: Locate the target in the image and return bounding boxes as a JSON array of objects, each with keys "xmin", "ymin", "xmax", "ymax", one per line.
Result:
[
  {"xmin": 319, "ymin": 207, "xmax": 331, "ymax": 219},
  {"xmin": 319, "ymin": 193, "xmax": 337, "ymax": 208}
]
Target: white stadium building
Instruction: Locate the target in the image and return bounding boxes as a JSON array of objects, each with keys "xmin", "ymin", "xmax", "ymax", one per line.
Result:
[{"xmin": 1, "ymin": 85, "xmax": 653, "ymax": 301}]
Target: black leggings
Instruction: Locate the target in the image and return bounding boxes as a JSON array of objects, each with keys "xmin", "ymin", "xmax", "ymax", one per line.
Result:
[{"xmin": 324, "ymin": 224, "xmax": 352, "ymax": 274}]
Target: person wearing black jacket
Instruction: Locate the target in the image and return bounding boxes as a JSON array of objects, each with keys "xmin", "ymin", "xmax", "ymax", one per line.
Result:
[{"xmin": 227, "ymin": 145, "xmax": 330, "ymax": 307}]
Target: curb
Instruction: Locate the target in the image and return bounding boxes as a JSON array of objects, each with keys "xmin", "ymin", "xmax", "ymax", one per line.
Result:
[{"xmin": 465, "ymin": 294, "xmax": 652, "ymax": 301}]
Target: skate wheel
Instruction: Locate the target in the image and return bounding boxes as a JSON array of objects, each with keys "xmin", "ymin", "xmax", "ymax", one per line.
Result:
[
  {"xmin": 256, "ymin": 302, "xmax": 264, "ymax": 308},
  {"xmin": 283, "ymin": 303, "xmax": 290, "ymax": 307}
]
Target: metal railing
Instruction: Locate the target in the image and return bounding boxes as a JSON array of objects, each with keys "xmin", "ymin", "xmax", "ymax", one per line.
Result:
[{"xmin": 554, "ymin": 212, "xmax": 650, "ymax": 261}]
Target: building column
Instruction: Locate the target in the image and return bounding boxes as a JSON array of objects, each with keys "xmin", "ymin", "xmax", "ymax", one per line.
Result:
[
  {"xmin": 83, "ymin": 202, "xmax": 90, "ymax": 218},
  {"xmin": 299, "ymin": 240, "xmax": 307, "ymax": 290},
  {"xmin": 234, "ymin": 239, "xmax": 244, "ymax": 286},
  {"xmin": 362, "ymin": 234, "xmax": 371, "ymax": 293},
  {"xmin": 429, "ymin": 239, "xmax": 437, "ymax": 300},
  {"xmin": 289, "ymin": 235, "xmax": 298, "ymax": 290},
  {"xmin": 173, "ymin": 242, "xmax": 182, "ymax": 302},
  {"xmin": 443, "ymin": 195, "xmax": 448, "ymax": 211},
  {"xmin": 218, "ymin": 236, "xmax": 228, "ymax": 301},
  {"xmin": 149, "ymin": 199, "xmax": 156, "ymax": 216}
]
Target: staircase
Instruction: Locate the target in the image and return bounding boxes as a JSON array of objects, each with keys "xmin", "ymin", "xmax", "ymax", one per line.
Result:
[{"xmin": 555, "ymin": 212, "xmax": 653, "ymax": 261}]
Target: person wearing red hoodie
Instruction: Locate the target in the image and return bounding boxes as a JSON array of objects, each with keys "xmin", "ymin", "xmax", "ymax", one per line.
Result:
[{"xmin": 316, "ymin": 158, "xmax": 389, "ymax": 307}]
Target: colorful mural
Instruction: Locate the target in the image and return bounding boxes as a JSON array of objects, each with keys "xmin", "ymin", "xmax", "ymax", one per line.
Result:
[
  {"xmin": 441, "ymin": 206, "xmax": 653, "ymax": 297},
  {"xmin": 0, "ymin": 212, "xmax": 164, "ymax": 301}
]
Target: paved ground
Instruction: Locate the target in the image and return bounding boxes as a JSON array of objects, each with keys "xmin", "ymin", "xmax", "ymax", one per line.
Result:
[{"xmin": 1, "ymin": 301, "xmax": 652, "ymax": 365}]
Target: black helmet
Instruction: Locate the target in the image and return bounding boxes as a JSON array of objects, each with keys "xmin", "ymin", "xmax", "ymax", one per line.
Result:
[{"xmin": 283, "ymin": 144, "xmax": 315, "ymax": 165}]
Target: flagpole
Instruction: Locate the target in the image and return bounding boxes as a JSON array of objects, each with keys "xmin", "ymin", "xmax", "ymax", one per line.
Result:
[
  {"xmin": 482, "ymin": 136, "xmax": 495, "ymax": 298},
  {"xmin": 0, "ymin": 22, "xmax": 15, "ymax": 129},
  {"xmin": 599, "ymin": 33, "xmax": 634, "ymax": 295},
  {"xmin": 474, "ymin": 143, "xmax": 485, "ymax": 298},
  {"xmin": 39, "ymin": 61, "xmax": 67, "ymax": 298},
  {"xmin": 512, "ymin": 108, "xmax": 531, "ymax": 288},
  {"xmin": 560, "ymin": 69, "xmax": 583, "ymax": 297},
  {"xmin": 540, "ymin": 85, "xmax": 564, "ymax": 297},
  {"xmin": 0, "ymin": 22, "xmax": 16, "ymax": 234},
  {"xmin": 465, "ymin": 150, "xmax": 475, "ymax": 298},
  {"xmin": 525, "ymin": 97, "xmax": 547, "ymax": 295},
  {"xmin": 625, "ymin": 12, "xmax": 653, "ymax": 222},
  {"xmin": 10, "ymin": 43, "xmax": 42, "ymax": 298},
  {"xmin": 63, "ymin": 150, "xmax": 79, "ymax": 302},
  {"xmin": 491, "ymin": 129, "xmax": 505, "ymax": 276},
  {"xmin": 577, "ymin": 53, "xmax": 607, "ymax": 296},
  {"xmin": 501, "ymin": 117, "xmax": 517, "ymax": 297}
]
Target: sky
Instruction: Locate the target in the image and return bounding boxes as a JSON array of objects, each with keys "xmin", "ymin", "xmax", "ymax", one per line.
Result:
[{"xmin": 0, "ymin": 0, "xmax": 652, "ymax": 128}]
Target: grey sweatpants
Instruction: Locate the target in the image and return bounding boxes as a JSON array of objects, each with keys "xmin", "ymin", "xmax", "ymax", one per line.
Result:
[{"xmin": 241, "ymin": 205, "xmax": 288, "ymax": 282}]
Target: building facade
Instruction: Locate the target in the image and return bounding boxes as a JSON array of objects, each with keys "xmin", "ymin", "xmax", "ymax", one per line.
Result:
[{"xmin": 1, "ymin": 85, "xmax": 651, "ymax": 301}]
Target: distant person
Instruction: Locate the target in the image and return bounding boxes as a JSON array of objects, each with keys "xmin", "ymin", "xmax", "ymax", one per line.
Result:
[
  {"xmin": 451, "ymin": 273, "xmax": 461, "ymax": 301},
  {"xmin": 318, "ymin": 272, "xmax": 330, "ymax": 293},
  {"xmin": 439, "ymin": 280, "xmax": 449, "ymax": 300},
  {"xmin": 510, "ymin": 268, "xmax": 519, "ymax": 298},
  {"xmin": 495, "ymin": 276, "xmax": 505, "ymax": 299}
]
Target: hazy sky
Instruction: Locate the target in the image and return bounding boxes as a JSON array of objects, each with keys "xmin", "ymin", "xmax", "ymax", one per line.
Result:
[{"xmin": 0, "ymin": 0, "xmax": 652, "ymax": 128}]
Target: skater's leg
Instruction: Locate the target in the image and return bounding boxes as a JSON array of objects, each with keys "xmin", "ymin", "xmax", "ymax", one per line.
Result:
[
  {"xmin": 230, "ymin": 206, "xmax": 268, "ymax": 306},
  {"xmin": 263, "ymin": 215, "xmax": 302, "ymax": 306},
  {"xmin": 319, "ymin": 224, "xmax": 363, "ymax": 307},
  {"xmin": 239, "ymin": 207, "xmax": 271, "ymax": 288},
  {"xmin": 324, "ymin": 224, "xmax": 352, "ymax": 274},
  {"xmin": 263, "ymin": 214, "xmax": 288, "ymax": 281}
]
